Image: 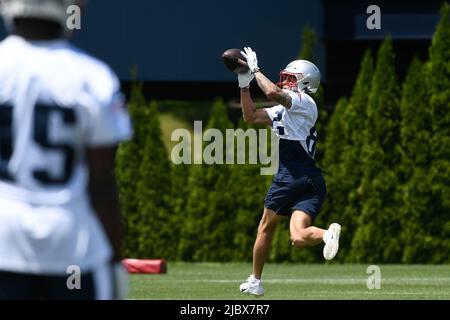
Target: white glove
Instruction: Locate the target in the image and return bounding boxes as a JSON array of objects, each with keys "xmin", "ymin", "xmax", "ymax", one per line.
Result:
[
  {"xmin": 238, "ymin": 70, "xmax": 254, "ymax": 88},
  {"xmin": 241, "ymin": 47, "xmax": 260, "ymax": 74}
]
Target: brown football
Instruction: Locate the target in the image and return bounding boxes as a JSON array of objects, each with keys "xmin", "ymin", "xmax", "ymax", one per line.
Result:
[{"xmin": 222, "ymin": 48, "xmax": 249, "ymax": 74}]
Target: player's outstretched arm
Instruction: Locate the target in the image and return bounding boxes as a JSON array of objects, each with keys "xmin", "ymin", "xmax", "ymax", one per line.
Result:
[
  {"xmin": 241, "ymin": 47, "xmax": 292, "ymax": 109},
  {"xmin": 87, "ymin": 146, "xmax": 123, "ymax": 263},
  {"xmin": 254, "ymin": 71, "xmax": 292, "ymax": 109},
  {"xmin": 240, "ymin": 86, "xmax": 272, "ymax": 125}
]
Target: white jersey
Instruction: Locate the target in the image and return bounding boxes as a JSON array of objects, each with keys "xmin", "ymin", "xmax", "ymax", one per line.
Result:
[
  {"xmin": 0, "ymin": 35, "xmax": 132, "ymax": 274},
  {"xmin": 264, "ymin": 90, "xmax": 318, "ymax": 158}
]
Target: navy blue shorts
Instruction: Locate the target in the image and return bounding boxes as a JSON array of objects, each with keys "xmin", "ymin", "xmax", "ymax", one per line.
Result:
[{"xmin": 264, "ymin": 173, "xmax": 327, "ymax": 220}]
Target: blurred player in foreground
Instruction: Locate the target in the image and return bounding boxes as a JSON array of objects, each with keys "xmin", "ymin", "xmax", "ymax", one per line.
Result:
[
  {"xmin": 0, "ymin": 0, "xmax": 131, "ymax": 299},
  {"xmin": 238, "ymin": 47, "xmax": 341, "ymax": 296}
]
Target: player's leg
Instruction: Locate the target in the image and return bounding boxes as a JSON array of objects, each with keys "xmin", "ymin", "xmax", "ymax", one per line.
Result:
[
  {"xmin": 291, "ymin": 174, "xmax": 341, "ymax": 260},
  {"xmin": 289, "ymin": 210, "xmax": 324, "ymax": 247},
  {"xmin": 240, "ymin": 207, "xmax": 282, "ymax": 296},
  {"xmin": 290, "ymin": 210, "xmax": 341, "ymax": 260},
  {"xmin": 253, "ymin": 207, "xmax": 282, "ymax": 279}
]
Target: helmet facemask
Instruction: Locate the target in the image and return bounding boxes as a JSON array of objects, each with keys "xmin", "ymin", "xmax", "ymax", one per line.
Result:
[{"xmin": 277, "ymin": 71, "xmax": 303, "ymax": 92}]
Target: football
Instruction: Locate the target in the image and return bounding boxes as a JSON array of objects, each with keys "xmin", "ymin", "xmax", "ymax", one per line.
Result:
[{"xmin": 221, "ymin": 48, "xmax": 249, "ymax": 74}]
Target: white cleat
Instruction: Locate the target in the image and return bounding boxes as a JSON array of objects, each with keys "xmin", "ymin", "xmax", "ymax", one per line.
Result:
[
  {"xmin": 323, "ymin": 223, "xmax": 341, "ymax": 260},
  {"xmin": 239, "ymin": 275, "xmax": 264, "ymax": 296}
]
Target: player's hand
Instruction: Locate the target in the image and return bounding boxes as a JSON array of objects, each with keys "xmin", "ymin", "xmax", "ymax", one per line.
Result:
[
  {"xmin": 241, "ymin": 47, "xmax": 260, "ymax": 74},
  {"xmin": 238, "ymin": 70, "xmax": 255, "ymax": 88}
]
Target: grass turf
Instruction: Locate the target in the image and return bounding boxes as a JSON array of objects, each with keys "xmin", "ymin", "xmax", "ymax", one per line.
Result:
[{"xmin": 128, "ymin": 262, "xmax": 450, "ymax": 300}]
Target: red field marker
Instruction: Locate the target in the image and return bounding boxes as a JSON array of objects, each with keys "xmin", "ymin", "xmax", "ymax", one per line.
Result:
[{"xmin": 122, "ymin": 259, "xmax": 167, "ymax": 274}]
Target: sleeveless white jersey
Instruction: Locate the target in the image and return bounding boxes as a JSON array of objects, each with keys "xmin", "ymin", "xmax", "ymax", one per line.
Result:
[
  {"xmin": 264, "ymin": 90, "xmax": 318, "ymax": 158},
  {"xmin": 0, "ymin": 35, "xmax": 132, "ymax": 274}
]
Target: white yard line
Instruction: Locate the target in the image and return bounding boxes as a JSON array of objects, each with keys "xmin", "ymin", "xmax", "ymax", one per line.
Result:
[{"xmin": 174, "ymin": 277, "xmax": 450, "ymax": 285}]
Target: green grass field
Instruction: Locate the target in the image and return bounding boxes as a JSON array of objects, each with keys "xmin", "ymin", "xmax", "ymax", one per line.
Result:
[{"xmin": 128, "ymin": 263, "xmax": 450, "ymax": 300}]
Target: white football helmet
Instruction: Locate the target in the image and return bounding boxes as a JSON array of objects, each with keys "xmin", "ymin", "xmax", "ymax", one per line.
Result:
[
  {"xmin": 277, "ymin": 59, "xmax": 321, "ymax": 94},
  {"xmin": 0, "ymin": 0, "xmax": 80, "ymax": 31}
]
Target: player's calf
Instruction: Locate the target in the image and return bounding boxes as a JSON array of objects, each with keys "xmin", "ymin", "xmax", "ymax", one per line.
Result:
[
  {"xmin": 290, "ymin": 232, "xmax": 308, "ymax": 247},
  {"xmin": 290, "ymin": 228, "xmax": 322, "ymax": 248}
]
